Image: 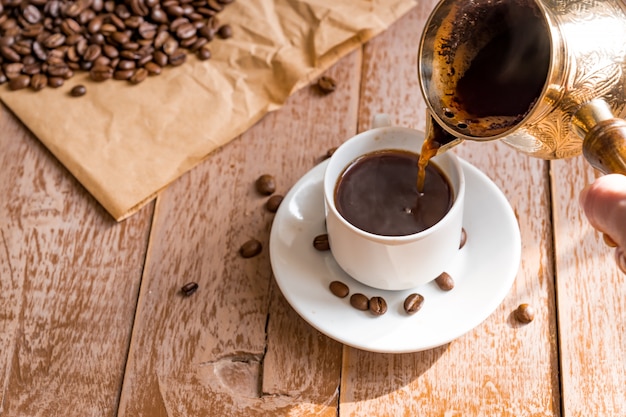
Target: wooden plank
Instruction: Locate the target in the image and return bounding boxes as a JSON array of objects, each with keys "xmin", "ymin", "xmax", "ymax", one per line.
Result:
[
  {"xmin": 0, "ymin": 105, "xmax": 153, "ymax": 416},
  {"xmin": 551, "ymin": 156, "xmax": 626, "ymax": 416},
  {"xmin": 341, "ymin": 4, "xmax": 560, "ymax": 415},
  {"xmin": 117, "ymin": 50, "xmax": 361, "ymax": 416}
]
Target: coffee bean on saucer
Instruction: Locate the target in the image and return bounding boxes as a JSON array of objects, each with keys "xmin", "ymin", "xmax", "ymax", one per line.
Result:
[
  {"xmin": 435, "ymin": 272, "xmax": 454, "ymax": 291},
  {"xmin": 255, "ymin": 174, "xmax": 276, "ymax": 195},
  {"xmin": 239, "ymin": 238, "xmax": 262, "ymax": 258},
  {"xmin": 329, "ymin": 280, "xmax": 349, "ymax": 298},
  {"xmin": 265, "ymin": 195, "xmax": 284, "ymax": 213},
  {"xmin": 603, "ymin": 233, "xmax": 617, "ymax": 247},
  {"xmin": 404, "ymin": 293, "xmax": 424, "ymax": 314},
  {"xmin": 350, "ymin": 293, "xmax": 369, "ymax": 311},
  {"xmin": 180, "ymin": 281, "xmax": 199, "ymax": 296},
  {"xmin": 459, "ymin": 228, "xmax": 467, "ymax": 249},
  {"xmin": 369, "ymin": 296, "xmax": 387, "ymax": 316},
  {"xmin": 313, "ymin": 234, "xmax": 330, "ymax": 251},
  {"xmin": 316, "ymin": 75, "xmax": 336, "ymax": 94},
  {"xmin": 514, "ymin": 303, "xmax": 535, "ymax": 324},
  {"xmin": 70, "ymin": 84, "xmax": 87, "ymax": 97}
]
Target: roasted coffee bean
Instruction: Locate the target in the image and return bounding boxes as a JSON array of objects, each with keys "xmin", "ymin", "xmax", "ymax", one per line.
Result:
[
  {"xmin": 329, "ymin": 280, "xmax": 349, "ymax": 298},
  {"xmin": 70, "ymin": 84, "xmax": 86, "ymax": 96},
  {"xmin": 129, "ymin": 67, "xmax": 148, "ymax": 84},
  {"xmin": 217, "ymin": 24, "xmax": 232, "ymax": 39},
  {"xmin": 176, "ymin": 22, "xmax": 196, "ymax": 39},
  {"xmin": 144, "ymin": 61, "xmax": 161, "ymax": 75},
  {"xmin": 350, "ymin": 293, "xmax": 369, "ymax": 311},
  {"xmin": 404, "ymin": 293, "xmax": 425, "ymax": 314},
  {"xmin": 0, "ymin": 46, "xmax": 21, "ymax": 62},
  {"xmin": 435, "ymin": 272, "xmax": 454, "ymax": 291},
  {"xmin": 369, "ymin": 296, "xmax": 387, "ymax": 316},
  {"xmin": 325, "ymin": 146, "xmax": 337, "ymax": 159},
  {"xmin": 197, "ymin": 46, "xmax": 211, "ymax": 60},
  {"xmin": 239, "ymin": 238, "xmax": 263, "ymax": 258},
  {"xmin": 117, "ymin": 59, "xmax": 136, "ymax": 70},
  {"xmin": 514, "ymin": 303, "xmax": 535, "ymax": 324},
  {"xmin": 603, "ymin": 233, "xmax": 617, "ymax": 248},
  {"xmin": 313, "ymin": 234, "xmax": 330, "ymax": 251},
  {"xmin": 47, "ymin": 76, "xmax": 64, "ymax": 88},
  {"xmin": 153, "ymin": 50, "xmax": 168, "ymax": 67},
  {"xmin": 83, "ymin": 44, "xmax": 102, "ymax": 61},
  {"xmin": 168, "ymin": 48, "xmax": 186, "ymax": 66},
  {"xmin": 30, "ymin": 73, "xmax": 47, "ymax": 90},
  {"xmin": 265, "ymin": 194, "xmax": 283, "ymax": 213},
  {"xmin": 90, "ymin": 64, "xmax": 115, "ymax": 81},
  {"xmin": 255, "ymin": 174, "xmax": 276, "ymax": 195},
  {"xmin": 459, "ymin": 228, "xmax": 467, "ymax": 249},
  {"xmin": 189, "ymin": 37, "xmax": 207, "ymax": 52},
  {"xmin": 3, "ymin": 62, "xmax": 23, "ymax": 79},
  {"xmin": 8, "ymin": 74, "xmax": 29, "ymax": 90},
  {"xmin": 180, "ymin": 281, "xmax": 199, "ymax": 296},
  {"xmin": 113, "ymin": 69, "xmax": 135, "ymax": 80},
  {"xmin": 316, "ymin": 75, "xmax": 337, "ymax": 94}
]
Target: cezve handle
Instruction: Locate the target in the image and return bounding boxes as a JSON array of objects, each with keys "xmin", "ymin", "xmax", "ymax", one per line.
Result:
[{"xmin": 574, "ymin": 99, "xmax": 626, "ymax": 175}]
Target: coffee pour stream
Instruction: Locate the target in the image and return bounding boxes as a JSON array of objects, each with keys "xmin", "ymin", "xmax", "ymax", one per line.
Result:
[{"xmin": 417, "ymin": 0, "xmax": 626, "ymax": 175}]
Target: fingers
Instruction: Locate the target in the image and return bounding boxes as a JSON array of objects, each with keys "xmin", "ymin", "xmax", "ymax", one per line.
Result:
[{"xmin": 579, "ymin": 174, "xmax": 626, "ymax": 250}]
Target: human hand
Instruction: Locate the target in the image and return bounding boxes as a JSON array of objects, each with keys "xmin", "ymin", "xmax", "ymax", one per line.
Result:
[{"xmin": 579, "ymin": 174, "xmax": 626, "ymax": 273}]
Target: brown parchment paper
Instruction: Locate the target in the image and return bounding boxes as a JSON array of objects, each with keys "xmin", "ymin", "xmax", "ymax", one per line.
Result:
[{"xmin": 0, "ymin": 0, "xmax": 417, "ymax": 221}]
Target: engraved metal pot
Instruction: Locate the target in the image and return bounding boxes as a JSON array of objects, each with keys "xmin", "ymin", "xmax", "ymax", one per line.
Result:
[{"xmin": 418, "ymin": 0, "xmax": 626, "ymax": 174}]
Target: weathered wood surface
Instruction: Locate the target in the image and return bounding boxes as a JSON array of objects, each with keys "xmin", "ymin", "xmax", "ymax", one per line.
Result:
[{"xmin": 1, "ymin": 3, "xmax": 625, "ymax": 417}]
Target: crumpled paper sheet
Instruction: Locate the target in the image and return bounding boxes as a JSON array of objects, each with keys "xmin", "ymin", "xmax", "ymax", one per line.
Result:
[{"xmin": 0, "ymin": 0, "xmax": 417, "ymax": 221}]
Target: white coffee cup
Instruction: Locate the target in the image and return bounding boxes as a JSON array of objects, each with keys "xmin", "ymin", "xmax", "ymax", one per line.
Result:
[{"xmin": 323, "ymin": 115, "xmax": 466, "ymax": 290}]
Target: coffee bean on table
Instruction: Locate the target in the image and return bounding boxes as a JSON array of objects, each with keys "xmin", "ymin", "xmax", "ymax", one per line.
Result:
[
  {"xmin": 459, "ymin": 228, "xmax": 467, "ymax": 249},
  {"xmin": 265, "ymin": 194, "xmax": 284, "ymax": 213},
  {"xmin": 369, "ymin": 296, "xmax": 387, "ymax": 316},
  {"xmin": 325, "ymin": 146, "xmax": 338, "ymax": 159},
  {"xmin": 70, "ymin": 84, "xmax": 87, "ymax": 97},
  {"xmin": 350, "ymin": 293, "xmax": 369, "ymax": 311},
  {"xmin": 404, "ymin": 293, "xmax": 425, "ymax": 314},
  {"xmin": 8, "ymin": 75, "xmax": 30, "ymax": 90},
  {"xmin": 180, "ymin": 281, "xmax": 199, "ymax": 296},
  {"xmin": 329, "ymin": 280, "xmax": 349, "ymax": 298},
  {"xmin": 313, "ymin": 234, "xmax": 330, "ymax": 251},
  {"xmin": 255, "ymin": 174, "xmax": 276, "ymax": 195},
  {"xmin": 514, "ymin": 303, "xmax": 535, "ymax": 324},
  {"xmin": 316, "ymin": 75, "xmax": 337, "ymax": 94},
  {"xmin": 435, "ymin": 272, "xmax": 454, "ymax": 291},
  {"xmin": 239, "ymin": 238, "xmax": 262, "ymax": 258}
]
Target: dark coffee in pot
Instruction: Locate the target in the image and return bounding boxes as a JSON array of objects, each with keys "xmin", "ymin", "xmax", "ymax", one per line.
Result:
[{"xmin": 334, "ymin": 150, "xmax": 453, "ymax": 236}]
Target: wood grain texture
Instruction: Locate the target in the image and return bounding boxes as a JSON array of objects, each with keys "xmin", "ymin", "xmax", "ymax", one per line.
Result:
[
  {"xmin": 341, "ymin": 5, "xmax": 560, "ymax": 416},
  {"xmin": 551, "ymin": 156, "xmax": 626, "ymax": 417},
  {"xmin": 1, "ymin": 1, "xmax": 624, "ymax": 416},
  {"xmin": 117, "ymin": 50, "xmax": 361, "ymax": 417},
  {"xmin": 0, "ymin": 106, "xmax": 154, "ymax": 417}
]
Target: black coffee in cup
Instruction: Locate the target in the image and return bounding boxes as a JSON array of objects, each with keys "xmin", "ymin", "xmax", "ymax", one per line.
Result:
[{"xmin": 334, "ymin": 149, "xmax": 453, "ymax": 236}]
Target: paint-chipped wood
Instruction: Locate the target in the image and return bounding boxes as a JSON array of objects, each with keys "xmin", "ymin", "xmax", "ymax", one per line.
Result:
[{"xmin": 1, "ymin": 2, "xmax": 624, "ymax": 416}]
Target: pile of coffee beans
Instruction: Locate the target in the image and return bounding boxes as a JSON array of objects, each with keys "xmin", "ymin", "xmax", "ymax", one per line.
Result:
[{"xmin": 0, "ymin": 0, "xmax": 235, "ymax": 92}]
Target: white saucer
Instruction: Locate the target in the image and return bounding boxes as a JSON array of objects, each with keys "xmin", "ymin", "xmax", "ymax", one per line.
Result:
[{"xmin": 269, "ymin": 158, "xmax": 521, "ymax": 353}]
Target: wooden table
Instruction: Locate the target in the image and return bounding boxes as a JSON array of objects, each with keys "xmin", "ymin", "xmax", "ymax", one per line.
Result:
[{"xmin": 1, "ymin": 3, "xmax": 625, "ymax": 416}]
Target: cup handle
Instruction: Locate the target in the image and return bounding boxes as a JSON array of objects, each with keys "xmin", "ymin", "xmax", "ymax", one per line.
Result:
[{"xmin": 372, "ymin": 114, "xmax": 392, "ymax": 129}]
